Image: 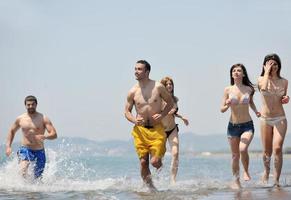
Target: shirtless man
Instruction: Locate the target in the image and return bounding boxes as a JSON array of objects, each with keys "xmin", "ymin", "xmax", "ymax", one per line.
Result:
[
  {"xmin": 125, "ymin": 60, "xmax": 173, "ymax": 191},
  {"xmin": 6, "ymin": 95, "xmax": 57, "ymax": 179}
]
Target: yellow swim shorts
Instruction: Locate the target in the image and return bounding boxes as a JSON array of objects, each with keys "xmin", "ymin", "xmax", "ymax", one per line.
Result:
[{"xmin": 131, "ymin": 124, "xmax": 166, "ymax": 159}]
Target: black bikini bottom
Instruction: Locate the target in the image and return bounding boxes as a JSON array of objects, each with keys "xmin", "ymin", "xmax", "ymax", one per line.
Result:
[{"xmin": 165, "ymin": 124, "xmax": 179, "ymax": 138}]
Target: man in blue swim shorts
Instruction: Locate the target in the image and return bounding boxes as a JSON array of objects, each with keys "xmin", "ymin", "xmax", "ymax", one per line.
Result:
[{"xmin": 6, "ymin": 95, "xmax": 57, "ymax": 179}]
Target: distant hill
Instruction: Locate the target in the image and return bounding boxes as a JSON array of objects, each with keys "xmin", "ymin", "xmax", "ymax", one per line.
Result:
[
  {"xmin": 1, "ymin": 132, "xmax": 291, "ymax": 155},
  {"xmin": 179, "ymin": 132, "xmax": 260, "ymax": 153}
]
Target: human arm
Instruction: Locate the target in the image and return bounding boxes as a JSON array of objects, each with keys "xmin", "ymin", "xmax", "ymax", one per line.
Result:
[
  {"xmin": 175, "ymin": 113, "xmax": 189, "ymax": 126},
  {"xmin": 249, "ymin": 93, "xmax": 261, "ymax": 117},
  {"xmin": 43, "ymin": 116, "xmax": 57, "ymax": 140},
  {"xmin": 282, "ymin": 79, "xmax": 289, "ymax": 104},
  {"xmin": 152, "ymin": 84, "xmax": 174, "ymax": 122},
  {"xmin": 34, "ymin": 116, "xmax": 57, "ymax": 143},
  {"xmin": 260, "ymin": 61, "xmax": 272, "ymax": 91},
  {"xmin": 168, "ymin": 102, "xmax": 178, "ymax": 115},
  {"xmin": 124, "ymin": 89, "xmax": 144, "ymax": 125},
  {"xmin": 220, "ymin": 87, "xmax": 231, "ymax": 113},
  {"xmin": 6, "ymin": 118, "xmax": 20, "ymax": 156}
]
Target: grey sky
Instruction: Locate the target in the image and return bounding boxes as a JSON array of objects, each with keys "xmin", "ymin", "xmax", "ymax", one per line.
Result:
[{"xmin": 1, "ymin": 0, "xmax": 290, "ymax": 142}]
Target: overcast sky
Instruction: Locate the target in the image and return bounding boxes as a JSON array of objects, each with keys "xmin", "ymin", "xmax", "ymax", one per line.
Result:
[{"xmin": 1, "ymin": 0, "xmax": 290, "ymax": 142}]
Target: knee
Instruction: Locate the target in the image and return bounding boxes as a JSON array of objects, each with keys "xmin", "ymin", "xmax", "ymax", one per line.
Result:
[
  {"xmin": 140, "ymin": 158, "xmax": 149, "ymax": 168},
  {"xmin": 151, "ymin": 157, "xmax": 162, "ymax": 169},
  {"xmin": 273, "ymin": 147, "xmax": 282, "ymax": 155},
  {"xmin": 232, "ymin": 153, "xmax": 240, "ymax": 162},
  {"xmin": 263, "ymin": 150, "xmax": 272, "ymax": 157},
  {"xmin": 172, "ymin": 150, "xmax": 179, "ymax": 160},
  {"xmin": 239, "ymin": 148, "xmax": 248, "ymax": 155}
]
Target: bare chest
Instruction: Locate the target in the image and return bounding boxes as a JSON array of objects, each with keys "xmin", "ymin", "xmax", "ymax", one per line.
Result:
[
  {"xmin": 19, "ymin": 116, "xmax": 44, "ymax": 133},
  {"xmin": 134, "ymin": 88, "xmax": 161, "ymax": 107}
]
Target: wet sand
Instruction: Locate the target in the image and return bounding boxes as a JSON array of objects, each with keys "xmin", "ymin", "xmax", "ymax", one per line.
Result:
[{"xmin": 201, "ymin": 185, "xmax": 291, "ymax": 200}]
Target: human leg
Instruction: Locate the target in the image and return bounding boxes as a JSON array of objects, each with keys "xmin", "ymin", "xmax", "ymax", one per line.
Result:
[
  {"xmin": 228, "ymin": 137, "xmax": 241, "ymax": 189},
  {"xmin": 168, "ymin": 128, "xmax": 179, "ymax": 183},
  {"xmin": 140, "ymin": 155, "xmax": 156, "ymax": 190},
  {"xmin": 239, "ymin": 131, "xmax": 254, "ymax": 181},
  {"xmin": 260, "ymin": 122, "xmax": 273, "ymax": 183},
  {"xmin": 19, "ymin": 160, "xmax": 30, "ymax": 178},
  {"xmin": 273, "ymin": 119, "xmax": 287, "ymax": 186},
  {"xmin": 34, "ymin": 149, "xmax": 46, "ymax": 179}
]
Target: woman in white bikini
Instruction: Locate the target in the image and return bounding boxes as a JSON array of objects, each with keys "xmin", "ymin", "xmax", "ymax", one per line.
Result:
[
  {"xmin": 258, "ymin": 53, "xmax": 289, "ymax": 187},
  {"xmin": 161, "ymin": 77, "xmax": 189, "ymax": 184},
  {"xmin": 221, "ymin": 63, "xmax": 260, "ymax": 189}
]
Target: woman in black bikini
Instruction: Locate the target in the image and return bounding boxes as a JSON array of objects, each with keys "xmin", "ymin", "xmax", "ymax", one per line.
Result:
[{"xmin": 161, "ymin": 77, "xmax": 189, "ymax": 184}]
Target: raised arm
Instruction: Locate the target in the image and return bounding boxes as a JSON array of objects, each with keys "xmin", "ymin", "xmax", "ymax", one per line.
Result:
[
  {"xmin": 260, "ymin": 61, "xmax": 272, "ymax": 91},
  {"xmin": 6, "ymin": 118, "xmax": 20, "ymax": 156}
]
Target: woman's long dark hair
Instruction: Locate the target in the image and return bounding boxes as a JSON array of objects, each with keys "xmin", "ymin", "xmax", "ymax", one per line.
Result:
[
  {"xmin": 230, "ymin": 63, "xmax": 255, "ymax": 95},
  {"xmin": 260, "ymin": 53, "xmax": 282, "ymax": 78}
]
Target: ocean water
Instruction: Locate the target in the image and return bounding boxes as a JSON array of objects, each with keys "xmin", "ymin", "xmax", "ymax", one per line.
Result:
[{"xmin": 0, "ymin": 138, "xmax": 291, "ymax": 200}]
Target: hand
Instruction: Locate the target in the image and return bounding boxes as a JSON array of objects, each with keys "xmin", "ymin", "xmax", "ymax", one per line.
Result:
[
  {"xmin": 225, "ymin": 98, "xmax": 231, "ymax": 106},
  {"xmin": 168, "ymin": 108, "xmax": 177, "ymax": 115},
  {"xmin": 135, "ymin": 116, "xmax": 145, "ymax": 126},
  {"xmin": 152, "ymin": 113, "xmax": 162, "ymax": 123},
  {"xmin": 282, "ymin": 95, "xmax": 290, "ymax": 104},
  {"xmin": 264, "ymin": 60, "xmax": 273, "ymax": 75},
  {"xmin": 255, "ymin": 111, "xmax": 261, "ymax": 118},
  {"xmin": 182, "ymin": 118, "xmax": 189, "ymax": 126},
  {"xmin": 6, "ymin": 146, "xmax": 12, "ymax": 157}
]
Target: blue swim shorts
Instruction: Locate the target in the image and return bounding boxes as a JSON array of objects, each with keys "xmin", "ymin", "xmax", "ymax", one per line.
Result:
[
  {"xmin": 17, "ymin": 146, "xmax": 46, "ymax": 178},
  {"xmin": 227, "ymin": 120, "xmax": 254, "ymax": 138}
]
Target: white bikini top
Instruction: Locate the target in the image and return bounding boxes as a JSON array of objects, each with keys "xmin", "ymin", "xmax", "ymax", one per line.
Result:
[
  {"xmin": 229, "ymin": 93, "xmax": 250, "ymax": 105},
  {"xmin": 260, "ymin": 80, "xmax": 285, "ymax": 97}
]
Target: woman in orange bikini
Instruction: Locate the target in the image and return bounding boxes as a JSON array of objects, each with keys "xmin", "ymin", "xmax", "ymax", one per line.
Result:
[
  {"xmin": 161, "ymin": 77, "xmax": 189, "ymax": 184},
  {"xmin": 258, "ymin": 53, "xmax": 289, "ymax": 187},
  {"xmin": 221, "ymin": 64, "xmax": 260, "ymax": 189}
]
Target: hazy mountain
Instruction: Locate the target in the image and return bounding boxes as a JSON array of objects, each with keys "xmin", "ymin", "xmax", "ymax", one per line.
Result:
[{"xmin": 2, "ymin": 132, "xmax": 291, "ymax": 155}]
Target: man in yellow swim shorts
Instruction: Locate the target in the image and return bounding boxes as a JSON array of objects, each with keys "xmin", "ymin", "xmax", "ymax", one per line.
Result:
[{"xmin": 125, "ymin": 60, "xmax": 173, "ymax": 191}]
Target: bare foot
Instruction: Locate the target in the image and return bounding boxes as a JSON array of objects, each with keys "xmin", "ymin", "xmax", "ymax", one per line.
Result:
[
  {"xmin": 144, "ymin": 175, "xmax": 158, "ymax": 192},
  {"xmin": 243, "ymin": 172, "xmax": 251, "ymax": 181},
  {"xmin": 170, "ymin": 177, "xmax": 176, "ymax": 185},
  {"xmin": 230, "ymin": 179, "xmax": 242, "ymax": 190},
  {"xmin": 273, "ymin": 181, "xmax": 280, "ymax": 188},
  {"xmin": 261, "ymin": 171, "xmax": 269, "ymax": 184},
  {"xmin": 147, "ymin": 183, "xmax": 158, "ymax": 193}
]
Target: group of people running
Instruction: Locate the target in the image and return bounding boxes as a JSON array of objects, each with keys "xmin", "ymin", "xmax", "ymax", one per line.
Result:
[
  {"xmin": 125, "ymin": 53, "xmax": 289, "ymax": 191},
  {"xmin": 221, "ymin": 53, "xmax": 289, "ymax": 189},
  {"xmin": 5, "ymin": 53, "xmax": 289, "ymax": 192}
]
